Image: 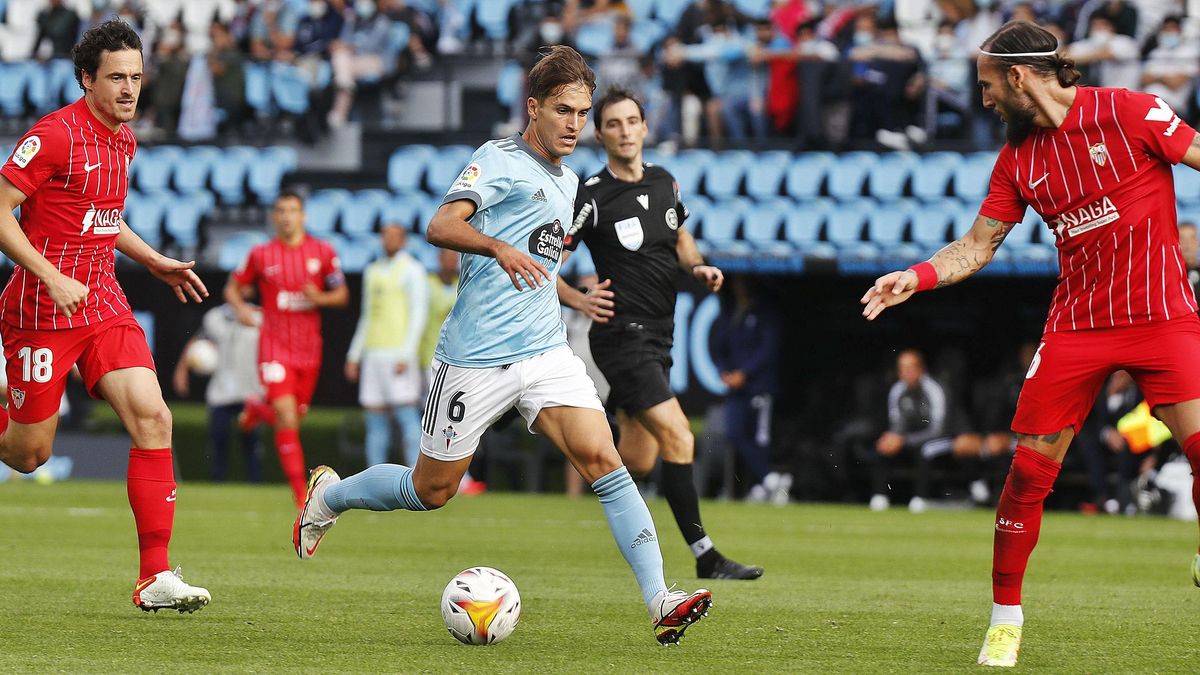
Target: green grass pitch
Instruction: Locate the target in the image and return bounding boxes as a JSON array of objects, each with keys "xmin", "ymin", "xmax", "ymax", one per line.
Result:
[{"xmin": 1, "ymin": 480, "xmax": 1197, "ymax": 673}]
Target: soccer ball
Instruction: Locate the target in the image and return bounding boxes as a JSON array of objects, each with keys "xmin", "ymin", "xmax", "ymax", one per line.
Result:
[
  {"xmin": 185, "ymin": 339, "xmax": 218, "ymax": 375},
  {"xmin": 440, "ymin": 567, "xmax": 521, "ymax": 645}
]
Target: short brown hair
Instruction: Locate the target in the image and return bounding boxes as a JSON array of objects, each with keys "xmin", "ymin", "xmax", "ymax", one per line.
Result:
[
  {"xmin": 527, "ymin": 45, "xmax": 596, "ymax": 103},
  {"xmin": 594, "ymin": 86, "xmax": 645, "ymax": 126}
]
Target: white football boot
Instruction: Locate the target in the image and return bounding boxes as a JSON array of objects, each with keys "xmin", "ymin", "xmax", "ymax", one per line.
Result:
[
  {"xmin": 133, "ymin": 567, "xmax": 210, "ymax": 613},
  {"xmin": 293, "ymin": 465, "xmax": 341, "ymax": 559},
  {"xmin": 650, "ymin": 588, "xmax": 712, "ymax": 645}
]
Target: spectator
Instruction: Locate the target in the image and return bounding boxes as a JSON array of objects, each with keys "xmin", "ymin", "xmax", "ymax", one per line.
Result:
[
  {"xmin": 173, "ymin": 304, "xmax": 264, "ymax": 483},
  {"xmin": 1139, "ymin": 16, "xmax": 1198, "ymax": 114},
  {"xmin": 1067, "ymin": 14, "xmax": 1140, "ymax": 91},
  {"xmin": 870, "ymin": 349, "xmax": 952, "ymax": 513},
  {"xmin": 34, "ymin": 0, "xmax": 81, "ymax": 60},
  {"xmin": 924, "ymin": 20, "xmax": 972, "ymax": 137},
  {"xmin": 328, "ymin": 0, "xmax": 395, "ymax": 127},
  {"xmin": 209, "ymin": 21, "xmax": 248, "ymax": 132},
  {"xmin": 295, "ymin": 0, "xmax": 347, "ymax": 77},
  {"xmin": 148, "ymin": 21, "xmax": 190, "ymax": 135},
  {"xmin": 1075, "ymin": 0, "xmax": 1138, "ymax": 41},
  {"xmin": 663, "ymin": 0, "xmax": 736, "ymax": 145},
  {"xmin": 721, "ymin": 19, "xmax": 777, "ymax": 142},
  {"xmin": 791, "ymin": 18, "xmax": 842, "ymax": 149},
  {"xmin": 346, "ymin": 224, "xmax": 428, "ymax": 467},
  {"xmin": 595, "ymin": 14, "xmax": 641, "ymax": 90},
  {"xmin": 712, "ymin": 276, "xmax": 786, "ymax": 504},
  {"xmin": 847, "ymin": 14, "xmax": 927, "ymax": 150},
  {"xmin": 249, "ymin": 0, "xmax": 300, "ymax": 61}
]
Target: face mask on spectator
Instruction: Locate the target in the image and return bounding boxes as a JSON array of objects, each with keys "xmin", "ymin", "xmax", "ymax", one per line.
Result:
[
  {"xmin": 976, "ymin": 0, "xmax": 994, "ymax": 9},
  {"xmin": 853, "ymin": 31, "xmax": 873, "ymax": 46},
  {"xmin": 355, "ymin": 0, "xmax": 375, "ymax": 19},
  {"xmin": 1091, "ymin": 27, "xmax": 1113, "ymax": 41},
  {"xmin": 308, "ymin": 1, "xmax": 327, "ymax": 18},
  {"xmin": 540, "ymin": 20, "xmax": 565, "ymax": 44},
  {"xmin": 935, "ymin": 35, "xmax": 956, "ymax": 54},
  {"xmin": 1160, "ymin": 32, "xmax": 1181, "ymax": 49}
]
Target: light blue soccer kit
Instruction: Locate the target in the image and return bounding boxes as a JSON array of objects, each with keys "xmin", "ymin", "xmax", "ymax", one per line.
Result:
[{"xmin": 323, "ymin": 135, "xmax": 669, "ymax": 607}]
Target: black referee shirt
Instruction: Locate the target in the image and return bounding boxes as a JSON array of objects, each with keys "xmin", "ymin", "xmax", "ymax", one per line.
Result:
[{"xmin": 565, "ymin": 163, "xmax": 688, "ymax": 320}]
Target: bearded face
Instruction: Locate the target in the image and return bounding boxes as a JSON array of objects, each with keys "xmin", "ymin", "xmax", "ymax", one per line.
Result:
[{"xmin": 997, "ymin": 81, "xmax": 1039, "ymax": 146}]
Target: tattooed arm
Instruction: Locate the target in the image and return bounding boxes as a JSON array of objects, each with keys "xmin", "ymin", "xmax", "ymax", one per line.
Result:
[{"xmin": 860, "ymin": 214, "xmax": 1017, "ymax": 320}]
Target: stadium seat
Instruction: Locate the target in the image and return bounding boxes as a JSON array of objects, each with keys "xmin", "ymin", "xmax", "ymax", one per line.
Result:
[
  {"xmin": 122, "ymin": 192, "xmax": 165, "ymax": 250},
  {"xmin": 248, "ymin": 146, "xmax": 298, "ymax": 203},
  {"xmin": 653, "ymin": 0, "xmax": 687, "ymax": 25},
  {"xmin": 387, "ymin": 144, "xmax": 436, "ymax": 193},
  {"xmin": 698, "ymin": 200, "xmax": 745, "ymax": 245},
  {"xmin": 681, "ymin": 194, "xmax": 711, "ymax": 230},
  {"xmin": 383, "ymin": 191, "xmax": 423, "ymax": 230},
  {"xmin": 705, "ymin": 150, "xmax": 754, "ymax": 200},
  {"xmin": 827, "ymin": 151, "xmax": 876, "ymax": 201},
  {"xmin": 911, "ymin": 199, "xmax": 959, "ymax": 250},
  {"xmin": 567, "ymin": 145, "xmax": 600, "ymax": 179},
  {"xmin": 163, "ymin": 192, "xmax": 213, "ymax": 249},
  {"xmin": 625, "ymin": 0, "xmax": 654, "ymax": 20},
  {"xmin": 783, "ymin": 198, "xmax": 835, "ymax": 257},
  {"xmin": 174, "ymin": 145, "xmax": 223, "ymax": 193},
  {"xmin": 912, "ymin": 152, "xmax": 963, "ymax": 201},
  {"xmin": 658, "ymin": 149, "xmax": 712, "ymax": 196},
  {"xmin": 425, "ymin": 145, "xmax": 475, "ymax": 194},
  {"xmin": 305, "ymin": 189, "xmax": 351, "ymax": 236},
  {"xmin": 271, "ymin": 63, "xmax": 311, "ymax": 115},
  {"xmin": 575, "ymin": 20, "xmax": 615, "ymax": 57},
  {"xmin": 406, "ymin": 235, "xmax": 440, "ymax": 269},
  {"xmin": 330, "ymin": 235, "xmax": 373, "ymax": 273},
  {"xmin": 211, "ymin": 146, "xmax": 259, "ymax": 205},
  {"xmin": 953, "ymin": 151, "xmax": 997, "ymax": 202},
  {"xmin": 732, "ymin": 0, "xmax": 772, "ymax": 17},
  {"xmin": 0, "ymin": 61, "xmax": 32, "ymax": 116},
  {"xmin": 745, "ymin": 150, "xmax": 790, "ymax": 200},
  {"xmin": 743, "ymin": 198, "xmax": 790, "ymax": 251},
  {"xmin": 495, "ymin": 61, "xmax": 523, "ymax": 109},
  {"xmin": 217, "ymin": 230, "xmax": 271, "ymax": 272},
  {"xmin": 629, "ymin": 19, "xmax": 668, "ymax": 52},
  {"xmin": 827, "ymin": 199, "xmax": 877, "ymax": 257},
  {"xmin": 867, "ymin": 199, "xmax": 913, "ymax": 245},
  {"xmin": 1174, "ymin": 163, "xmax": 1200, "ymax": 206},
  {"xmin": 476, "ymin": 0, "xmax": 517, "ymax": 40},
  {"xmin": 866, "ymin": 152, "xmax": 917, "ymax": 201},
  {"xmin": 952, "ymin": 203, "xmax": 981, "ymax": 239},
  {"xmin": 416, "ymin": 192, "xmax": 445, "ymax": 234},
  {"xmin": 341, "ymin": 189, "xmax": 390, "ymax": 237},
  {"xmin": 244, "ymin": 62, "xmax": 271, "ymax": 113},
  {"xmin": 136, "ymin": 146, "xmax": 185, "ymax": 194},
  {"xmin": 784, "ymin": 153, "xmax": 833, "ymax": 200}
]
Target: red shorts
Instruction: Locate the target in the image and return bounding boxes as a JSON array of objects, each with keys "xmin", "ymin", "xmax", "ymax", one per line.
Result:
[
  {"xmin": 1012, "ymin": 314, "xmax": 1200, "ymax": 435},
  {"xmin": 258, "ymin": 360, "xmax": 319, "ymax": 409},
  {"xmin": 2, "ymin": 312, "xmax": 155, "ymax": 424}
]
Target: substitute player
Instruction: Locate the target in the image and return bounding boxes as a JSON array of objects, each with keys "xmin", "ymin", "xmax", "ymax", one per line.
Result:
[
  {"xmin": 293, "ymin": 46, "xmax": 713, "ymax": 645},
  {"xmin": 224, "ymin": 191, "xmax": 348, "ymax": 506},
  {"xmin": 0, "ymin": 19, "xmax": 211, "ymax": 612},
  {"xmin": 860, "ymin": 20, "xmax": 1200, "ymax": 667},
  {"xmin": 559, "ymin": 86, "xmax": 762, "ymax": 581}
]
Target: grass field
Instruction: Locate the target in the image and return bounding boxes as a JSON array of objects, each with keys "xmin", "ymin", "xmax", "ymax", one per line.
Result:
[{"xmin": 1, "ymin": 480, "xmax": 1197, "ymax": 673}]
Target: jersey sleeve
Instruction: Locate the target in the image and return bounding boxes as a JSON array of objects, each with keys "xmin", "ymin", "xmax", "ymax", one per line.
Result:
[
  {"xmin": 0, "ymin": 116, "xmax": 70, "ymax": 197},
  {"xmin": 321, "ymin": 243, "xmax": 346, "ymax": 289},
  {"xmin": 442, "ymin": 143, "xmax": 513, "ymax": 217},
  {"xmin": 564, "ymin": 180, "xmax": 597, "ymax": 251},
  {"xmin": 977, "ymin": 145, "xmax": 1027, "ymax": 223},
  {"xmin": 1116, "ymin": 89, "xmax": 1196, "ymax": 165},
  {"xmin": 232, "ymin": 245, "xmax": 262, "ymax": 286},
  {"xmin": 672, "ymin": 176, "xmax": 690, "ymax": 228}
]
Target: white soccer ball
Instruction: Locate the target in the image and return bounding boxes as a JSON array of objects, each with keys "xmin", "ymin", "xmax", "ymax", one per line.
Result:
[
  {"xmin": 440, "ymin": 566, "xmax": 521, "ymax": 645},
  {"xmin": 186, "ymin": 339, "xmax": 219, "ymax": 376}
]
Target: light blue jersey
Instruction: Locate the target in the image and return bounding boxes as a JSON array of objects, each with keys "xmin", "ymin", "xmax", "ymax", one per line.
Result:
[{"xmin": 434, "ymin": 135, "xmax": 578, "ymax": 367}]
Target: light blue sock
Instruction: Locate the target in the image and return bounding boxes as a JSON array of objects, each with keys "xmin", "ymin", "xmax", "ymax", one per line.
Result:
[
  {"xmin": 322, "ymin": 464, "xmax": 428, "ymax": 513},
  {"xmin": 363, "ymin": 411, "xmax": 392, "ymax": 467},
  {"xmin": 592, "ymin": 466, "xmax": 669, "ymax": 608},
  {"xmin": 393, "ymin": 405, "xmax": 422, "ymax": 466}
]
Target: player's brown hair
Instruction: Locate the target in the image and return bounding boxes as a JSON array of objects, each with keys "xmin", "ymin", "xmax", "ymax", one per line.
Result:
[
  {"xmin": 527, "ymin": 45, "xmax": 596, "ymax": 103},
  {"xmin": 594, "ymin": 86, "xmax": 645, "ymax": 126},
  {"xmin": 72, "ymin": 18, "xmax": 143, "ymax": 90},
  {"xmin": 980, "ymin": 20, "xmax": 1081, "ymax": 88}
]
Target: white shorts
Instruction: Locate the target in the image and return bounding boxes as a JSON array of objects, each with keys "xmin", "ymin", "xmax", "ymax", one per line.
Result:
[
  {"xmin": 359, "ymin": 353, "xmax": 422, "ymax": 408},
  {"xmin": 419, "ymin": 345, "xmax": 604, "ymax": 461}
]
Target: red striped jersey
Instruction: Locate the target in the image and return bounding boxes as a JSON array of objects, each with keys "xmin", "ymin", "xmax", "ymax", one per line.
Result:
[
  {"xmin": 980, "ymin": 86, "xmax": 1199, "ymax": 333},
  {"xmin": 0, "ymin": 98, "xmax": 136, "ymax": 330},
  {"xmin": 233, "ymin": 235, "xmax": 344, "ymax": 368}
]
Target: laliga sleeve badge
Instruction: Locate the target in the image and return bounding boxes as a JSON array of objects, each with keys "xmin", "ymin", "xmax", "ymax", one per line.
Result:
[{"xmin": 11, "ymin": 136, "xmax": 41, "ymax": 168}]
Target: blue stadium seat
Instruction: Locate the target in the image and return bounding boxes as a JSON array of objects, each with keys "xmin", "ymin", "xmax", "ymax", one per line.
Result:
[
  {"xmin": 211, "ymin": 146, "xmax": 258, "ymax": 204},
  {"xmin": 953, "ymin": 151, "xmax": 997, "ymax": 202},
  {"xmin": 383, "ymin": 191, "xmax": 423, "ymax": 230},
  {"xmin": 827, "ymin": 151, "xmax": 876, "ymax": 201},
  {"xmin": 575, "ymin": 20, "xmax": 615, "ymax": 57},
  {"xmin": 827, "ymin": 199, "xmax": 877, "ymax": 257},
  {"xmin": 732, "ymin": 0, "xmax": 772, "ymax": 18},
  {"xmin": 911, "ymin": 199, "xmax": 959, "ymax": 250},
  {"xmin": 653, "ymin": 0, "xmax": 687, "ymax": 25},
  {"xmin": 867, "ymin": 199, "xmax": 913, "ymax": 245},
  {"xmin": 745, "ymin": 150, "xmax": 790, "ymax": 200},
  {"xmin": 330, "ymin": 235, "xmax": 373, "ymax": 273},
  {"xmin": 271, "ymin": 63, "xmax": 311, "ymax": 115},
  {"xmin": 136, "ymin": 146, "xmax": 185, "ymax": 193},
  {"xmin": 425, "ymin": 145, "xmax": 475, "ymax": 193},
  {"xmin": 658, "ymin": 149, "xmax": 712, "ymax": 196},
  {"xmin": 630, "ymin": 19, "xmax": 668, "ymax": 52},
  {"xmin": 495, "ymin": 60, "xmax": 523, "ymax": 109},
  {"xmin": 698, "ymin": 200, "xmax": 744, "ymax": 245},
  {"xmin": 1174, "ymin": 163, "xmax": 1200, "ymax": 206},
  {"xmin": 705, "ymin": 150, "xmax": 753, "ymax": 200},
  {"xmin": 387, "ymin": 144, "xmax": 436, "ymax": 193},
  {"xmin": 174, "ymin": 145, "xmax": 223, "ymax": 193},
  {"xmin": 341, "ymin": 189, "xmax": 390, "ymax": 237},
  {"xmin": 25, "ymin": 61, "xmax": 51, "ymax": 112},
  {"xmin": 305, "ymin": 189, "xmax": 350, "ymax": 236},
  {"xmin": 681, "ymin": 194, "xmax": 711, "ymax": 229},
  {"xmin": 785, "ymin": 153, "xmax": 833, "ymax": 200},
  {"xmin": 783, "ymin": 198, "xmax": 835, "ymax": 257},
  {"xmin": 476, "ymin": 0, "xmax": 517, "ymax": 40},
  {"xmin": 0, "ymin": 62, "xmax": 33, "ymax": 116},
  {"xmin": 743, "ymin": 198, "xmax": 790, "ymax": 251},
  {"xmin": 912, "ymin": 152, "xmax": 963, "ymax": 201},
  {"xmin": 567, "ymin": 145, "xmax": 600, "ymax": 179},
  {"xmin": 46, "ymin": 59, "xmax": 77, "ymax": 110},
  {"xmin": 123, "ymin": 191, "xmax": 165, "ymax": 250},
  {"xmin": 416, "ymin": 192, "xmax": 445, "ymax": 234},
  {"xmin": 952, "ymin": 203, "xmax": 981, "ymax": 239},
  {"xmin": 218, "ymin": 231, "xmax": 271, "ymax": 272},
  {"xmin": 244, "ymin": 62, "xmax": 271, "ymax": 113},
  {"xmin": 163, "ymin": 192, "xmax": 213, "ymax": 249},
  {"xmin": 625, "ymin": 0, "xmax": 654, "ymax": 20},
  {"xmin": 866, "ymin": 152, "xmax": 917, "ymax": 200},
  {"xmin": 248, "ymin": 146, "xmax": 298, "ymax": 203}
]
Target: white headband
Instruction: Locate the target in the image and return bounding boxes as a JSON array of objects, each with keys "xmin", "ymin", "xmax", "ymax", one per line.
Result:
[{"xmin": 978, "ymin": 45, "xmax": 1059, "ymax": 57}]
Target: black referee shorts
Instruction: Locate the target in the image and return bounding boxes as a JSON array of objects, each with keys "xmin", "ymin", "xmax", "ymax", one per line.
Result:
[{"xmin": 588, "ymin": 317, "xmax": 675, "ymax": 415}]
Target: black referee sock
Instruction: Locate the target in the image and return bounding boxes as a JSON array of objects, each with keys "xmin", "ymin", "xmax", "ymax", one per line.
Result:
[{"xmin": 660, "ymin": 461, "xmax": 716, "ymax": 561}]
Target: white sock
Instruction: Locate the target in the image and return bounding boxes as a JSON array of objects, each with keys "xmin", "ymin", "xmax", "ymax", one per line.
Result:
[
  {"xmin": 990, "ymin": 603, "xmax": 1023, "ymax": 627},
  {"xmin": 689, "ymin": 535, "xmax": 714, "ymax": 558}
]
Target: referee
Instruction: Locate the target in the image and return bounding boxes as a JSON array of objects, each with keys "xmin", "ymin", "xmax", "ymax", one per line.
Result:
[{"xmin": 559, "ymin": 87, "xmax": 762, "ymax": 580}]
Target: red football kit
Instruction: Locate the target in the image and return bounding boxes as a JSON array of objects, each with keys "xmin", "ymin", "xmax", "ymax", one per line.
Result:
[
  {"xmin": 0, "ymin": 98, "xmax": 153, "ymax": 423},
  {"xmin": 979, "ymin": 86, "xmax": 1200, "ymax": 435},
  {"xmin": 233, "ymin": 235, "xmax": 343, "ymax": 407}
]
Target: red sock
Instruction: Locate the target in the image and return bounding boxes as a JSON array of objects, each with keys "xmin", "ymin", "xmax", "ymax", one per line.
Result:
[
  {"xmin": 128, "ymin": 448, "xmax": 175, "ymax": 581},
  {"xmin": 1184, "ymin": 432, "xmax": 1200, "ymax": 552},
  {"xmin": 992, "ymin": 445, "xmax": 1061, "ymax": 605},
  {"xmin": 275, "ymin": 428, "xmax": 308, "ymax": 506}
]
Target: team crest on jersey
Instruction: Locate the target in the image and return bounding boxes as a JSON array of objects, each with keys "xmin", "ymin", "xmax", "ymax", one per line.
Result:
[
  {"xmin": 636, "ymin": 194, "xmax": 649, "ymax": 210},
  {"xmin": 306, "ymin": 258, "xmax": 321, "ymax": 275},
  {"xmin": 1088, "ymin": 142, "xmax": 1109, "ymax": 167},
  {"xmin": 9, "ymin": 387, "xmax": 25, "ymax": 410},
  {"xmin": 81, "ymin": 204, "xmax": 122, "ymax": 235},
  {"xmin": 11, "ymin": 135, "xmax": 40, "ymax": 168},
  {"xmin": 614, "ymin": 216, "xmax": 644, "ymax": 251}
]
